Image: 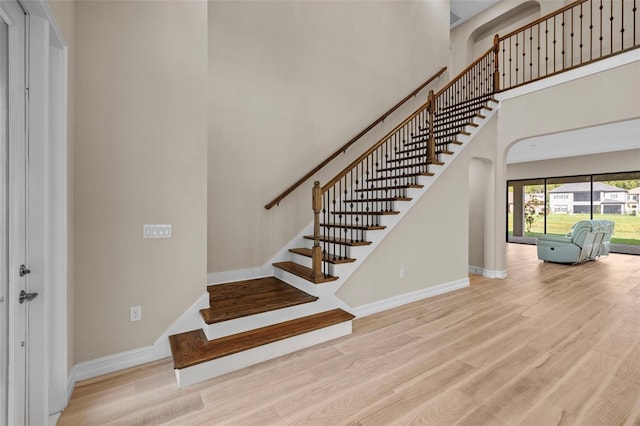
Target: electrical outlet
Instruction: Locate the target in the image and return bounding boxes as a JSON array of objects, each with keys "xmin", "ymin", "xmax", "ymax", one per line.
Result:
[
  {"xmin": 399, "ymin": 268, "xmax": 406, "ymax": 279},
  {"xmin": 130, "ymin": 306, "xmax": 142, "ymax": 322}
]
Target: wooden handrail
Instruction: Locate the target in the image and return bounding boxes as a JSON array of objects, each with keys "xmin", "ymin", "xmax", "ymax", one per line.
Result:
[
  {"xmin": 321, "ymin": 99, "xmax": 432, "ymax": 192},
  {"xmin": 498, "ymin": 0, "xmax": 587, "ymax": 41},
  {"xmin": 264, "ymin": 66, "xmax": 447, "ymax": 209}
]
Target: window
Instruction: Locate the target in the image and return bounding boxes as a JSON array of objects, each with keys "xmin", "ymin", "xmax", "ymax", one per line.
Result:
[
  {"xmin": 573, "ymin": 192, "xmax": 591, "ymax": 202},
  {"xmin": 508, "ymin": 171, "xmax": 640, "ymax": 254}
]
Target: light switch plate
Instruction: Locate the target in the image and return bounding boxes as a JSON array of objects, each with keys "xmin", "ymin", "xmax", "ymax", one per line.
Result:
[{"xmin": 143, "ymin": 224, "xmax": 172, "ymax": 239}]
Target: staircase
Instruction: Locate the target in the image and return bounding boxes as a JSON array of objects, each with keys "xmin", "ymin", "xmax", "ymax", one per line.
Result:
[
  {"xmin": 169, "ymin": 0, "xmax": 640, "ymax": 383},
  {"xmin": 169, "ymin": 89, "xmax": 499, "ymax": 387}
]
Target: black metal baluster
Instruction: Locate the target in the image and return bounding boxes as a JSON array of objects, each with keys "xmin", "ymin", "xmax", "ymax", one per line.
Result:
[
  {"xmin": 537, "ymin": 24, "xmax": 541, "ymax": 80},
  {"xmin": 634, "ymin": 0, "xmax": 637, "ymax": 46},
  {"xmin": 508, "ymin": 36, "xmax": 513, "ymax": 87},
  {"xmin": 571, "ymin": 8, "xmax": 574, "ymax": 67},
  {"xmin": 562, "ymin": 12, "xmax": 566, "ymax": 70},
  {"xmin": 600, "ymin": 0, "xmax": 604, "ymax": 56},
  {"xmin": 621, "ymin": 0, "xmax": 624, "ymax": 50},
  {"xmin": 323, "ymin": 191, "xmax": 329, "ymax": 277},
  {"xmin": 545, "ymin": 20, "xmax": 549, "ymax": 76},
  {"xmin": 332, "ymin": 186, "xmax": 337, "ymax": 264},
  {"xmin": 611, "ymin": 0, "xmax": 614, "ymax": 54},
  {"xmin": 580, "ymin": 3, "xmax": 584, "ymax": 64},
  {"xmin": 590, "ymin": 0, "xmax": 594, "ymax": 60}
]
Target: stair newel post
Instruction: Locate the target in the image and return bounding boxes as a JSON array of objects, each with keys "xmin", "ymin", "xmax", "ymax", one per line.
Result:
[
  {"xmin": 493, "ymin": 34, "xmax": 501, "ymax": 92},
  {"xmin": 427, "ymin": 90, "xmax": 436, "ymax": 164},
  {"xmin": 312, "ymin": 181, "xmax": 323, "ymax": 280}
]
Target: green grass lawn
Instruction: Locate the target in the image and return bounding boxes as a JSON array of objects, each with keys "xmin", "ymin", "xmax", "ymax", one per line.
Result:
[{"xmin": 507, "ymin": 213, "xmax": 640, "ymax": 245}]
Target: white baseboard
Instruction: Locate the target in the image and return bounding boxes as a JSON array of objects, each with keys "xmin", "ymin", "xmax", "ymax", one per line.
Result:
[
  {"xmin": 468, "ymin": 265, "xmax": 484, "ymax": 275},
  {"xmin": 483, "ymin": 269, "xmax": 508, "ymax": 279},
  {"xmin": 49, "ymin": 412, "xmax": 61, "ymax": 426},
  {"xmin": 73, "ymin": 346, "xmax": 155, "ymax": 383},
  {"xmin": 469, "ymin": 265, "xmax": 508, "ymax": 279},
  {"xmin": 352, "ymin": 278, "xmax": 470, "ymax": 318}
]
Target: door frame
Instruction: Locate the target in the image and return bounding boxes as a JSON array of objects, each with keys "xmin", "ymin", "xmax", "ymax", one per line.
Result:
[
  {"xmin": 18, "ymin": 0, "xmax": 68, "ymax": 423},
  {"xmin": 2, "ymin": 1, "xmax": 28, "ymax": 424}
]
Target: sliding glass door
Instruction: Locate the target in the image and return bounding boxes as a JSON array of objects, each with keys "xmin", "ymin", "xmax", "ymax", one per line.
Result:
[{"xmin": 507, "ymin": 171, "xmax": 640, "ymax": 254}]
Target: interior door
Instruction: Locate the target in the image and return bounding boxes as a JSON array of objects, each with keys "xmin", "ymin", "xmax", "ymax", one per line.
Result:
[{"xmin": 0, "ymin": 1, "xmax": 27, "ymax": 425}]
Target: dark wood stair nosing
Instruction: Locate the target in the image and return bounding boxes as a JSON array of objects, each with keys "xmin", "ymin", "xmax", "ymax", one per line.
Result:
[
  {"xmin": 289, "ymin": 247, "xmax": 356, "ymax": 264},
  {"xmin": 366, "ymin": 172, "xmax": 434, "ymax": 182},
  {"xmin": 354, "ymin": 184, "xmax": 423, "ymax": 192},
  {"xmin": 331, "ymin": 210, "xmax": 400, "ymax": 216},
  {"xmin": 341, "ymin": 197, "xmax": 412, "ymax": 203},
  {"xmin": 303, "ymin": 234, "xmax": 373, "ymax": 246},
  {"xmin": 273, "ymin": 261, "xmax": 339, "ymax": 283},
  {"xmin": 318, "ymin": 222, "xmax": 387, "ymax": 231},
  {"xmin": 169, "ymin": 308, "xmax": 355, "ymax": 370}
]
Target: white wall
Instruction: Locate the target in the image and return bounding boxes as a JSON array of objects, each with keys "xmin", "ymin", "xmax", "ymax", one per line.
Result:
[
  {"xmin": 450, "ymin": 0, "xmax": 561, "ymax": 76},
  {"xmin": 337, "ymin": 112, "xmax": 499, "ymax": 306},
  {"xmin": 208, "ymin": 0, "xmax": 450, "ymax": 274},
  {"xmin": 73, "ymin": 1, "xmax": 208, "ymax": 362},
  {"xmin": 469, "ymin": 158, "xmax": 492, "ymax": 270}
]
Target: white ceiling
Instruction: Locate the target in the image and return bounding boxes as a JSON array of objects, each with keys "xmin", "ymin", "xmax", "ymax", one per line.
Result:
[
  {"xmin": 506, "ymin": 119, "xmax": 640, "ymax": 164},
  {"xmin": 450, "ymin": 0, "xmax": 501, "ymax": 29}
]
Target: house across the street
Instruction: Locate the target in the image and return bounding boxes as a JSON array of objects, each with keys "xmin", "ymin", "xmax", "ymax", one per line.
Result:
[{"xmin": 549, "ymin": 182, "xmax": 629, "ymax": 214}]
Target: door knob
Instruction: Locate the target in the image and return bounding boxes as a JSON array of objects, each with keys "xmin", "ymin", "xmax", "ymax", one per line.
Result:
[{"xmin": 19, "ymin": 265, "xmax": 31, "ymax": 277}]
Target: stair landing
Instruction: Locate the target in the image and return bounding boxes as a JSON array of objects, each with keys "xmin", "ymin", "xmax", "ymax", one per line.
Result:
[{"xmin": 200, "ymin": 276, "xmax": 317, "ymax": 324}]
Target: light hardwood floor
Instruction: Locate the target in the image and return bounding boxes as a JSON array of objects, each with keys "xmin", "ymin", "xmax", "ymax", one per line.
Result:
[{"xmin": 58, "ymin": 244, "xmax": 640, "ymax": 425}]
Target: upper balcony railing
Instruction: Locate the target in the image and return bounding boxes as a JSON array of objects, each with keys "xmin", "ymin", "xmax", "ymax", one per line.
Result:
[{"xmin": 497, "ymin": 0, "xmax": 639, "ymax": 91}]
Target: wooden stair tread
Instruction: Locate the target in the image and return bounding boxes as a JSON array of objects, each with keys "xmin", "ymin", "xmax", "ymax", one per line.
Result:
[
  {"xmin": 376, "ymin": 162, "xmax": 429, "ymax": 172},
  {"xmin": 273, "ymin": 261, "xmax": 339, "ymax": 283},
  {"xmin": 354, "ymin": 184, "xmax": 423, "ymax": 192},
  {"xmin": 200, "ymin": 277, "xmax": 318, "ymax": 324},
  {"xmin": 319, "ymin": 222, "xmax": 387, "ymax": 230},
  {"xmin": 387, "ymin": 153, "xmax": 445, "ymax": 163},
  {"xmin": 366, "ymin": 172, "xmax": 434, "ymax": 181},
  {"xmin": 342, "ymin": 197, "xmax": 411, "ymax": 203},
  {"xmin": 303, "ymin": 234, "xmax": 372, "ymax": 246},
  {"xmin": 436, "ymin": 94, "xmax": 493, "ymax": 114},
  {"xmin": 331, "ymin": 210, "xmax": 399, "ymax": 216},
  {"xmin": 289, "ymin": 247, "xmax": 356, "ymax": 264},
  {"xmin": 170, "ymin": 309, "xmax": 355, "ymax": 370}
]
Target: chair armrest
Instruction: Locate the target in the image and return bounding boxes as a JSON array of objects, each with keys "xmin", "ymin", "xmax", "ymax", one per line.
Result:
[{"xmin": 536, "ymin": 234, "xmax": 572, "ymax": 244}]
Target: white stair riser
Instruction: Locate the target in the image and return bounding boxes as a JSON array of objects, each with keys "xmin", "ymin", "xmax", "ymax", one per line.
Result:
[
  {"xmin": 176, "ymin": 321, "xmax": 353, "ymax": 388},
  {"xmin": 202, "ymin": 298, "xmax": 337, "ymax": 340},
  {"xmin": 273, "ymin": 268, "xmax": 319, "ymax": 296}
]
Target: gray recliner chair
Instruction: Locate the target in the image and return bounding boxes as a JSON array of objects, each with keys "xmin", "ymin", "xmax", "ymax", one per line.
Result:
[{"xmin": 536, "ymin": 220, "xmax": 615, "ymax": 264}]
